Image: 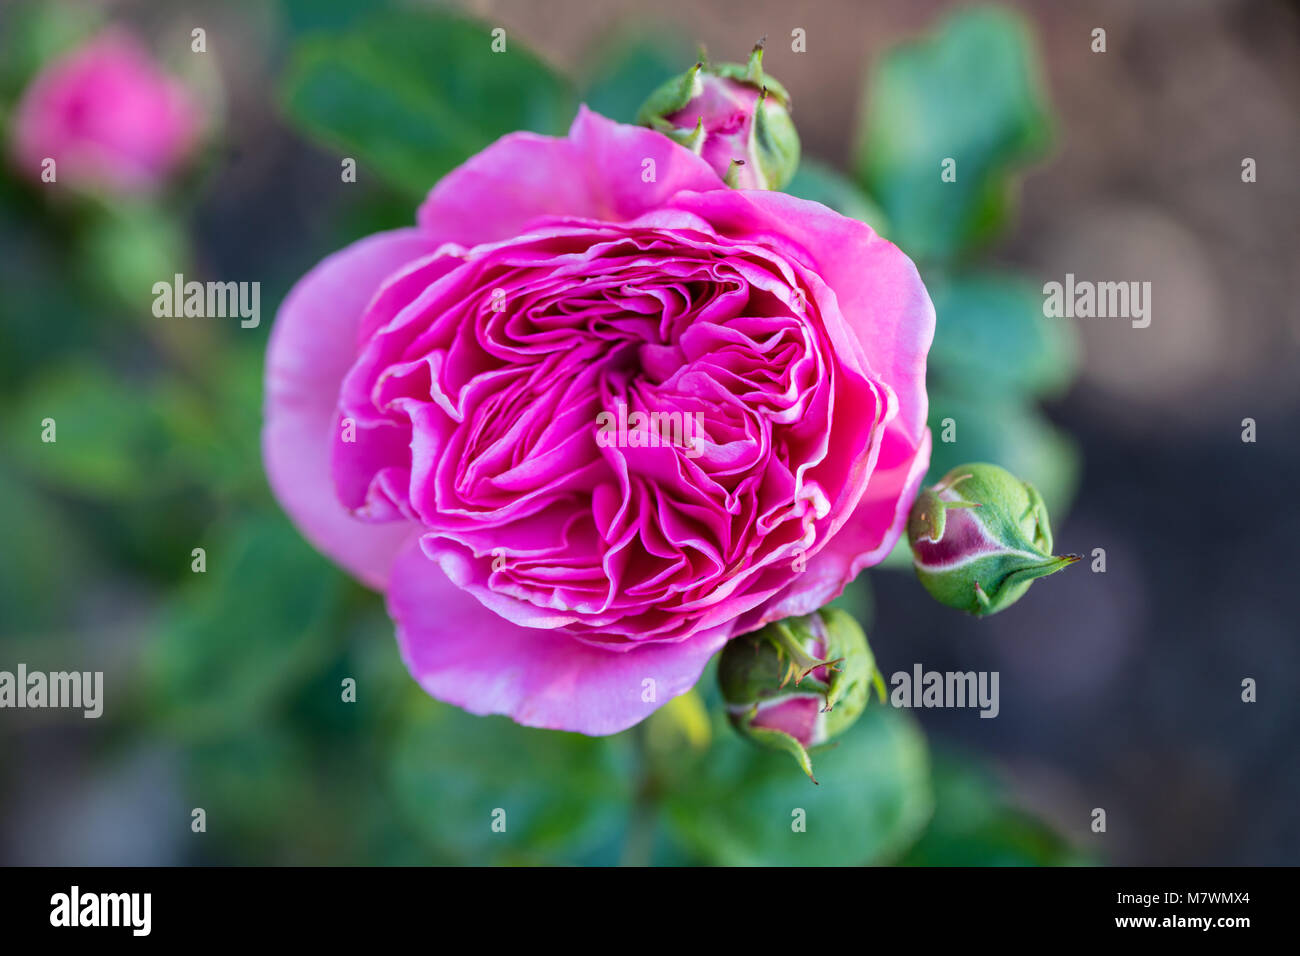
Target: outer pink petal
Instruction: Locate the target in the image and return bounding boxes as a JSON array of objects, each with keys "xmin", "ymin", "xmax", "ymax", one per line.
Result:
[
  {"xmin": 836, "ymin": 425, "xmax": 933, "ymax": 573},
  {"xmin": 663, "ymin": 188, "xmax": 934, "ymax": 612},
  {"xmin": 263, "ymin": 229, "xmax": 440, "ymax": 589},
  {"xmin": 733, "ymin": 428, "xmax": 932, "ymax": 635},
  {"xmin": 416, "ymin": 105, "xmax": 725, "ymax": 244},
  {"xmin": 668, "ymin": 188, "xmax": 935, "ymax": 448},
  {"xmin": 388, "ymin": 539, "xmax": 729, "ymax": 735},
  {"xmin": 801, "ymin": 424, "xmax": 932, "ymax": 586}
]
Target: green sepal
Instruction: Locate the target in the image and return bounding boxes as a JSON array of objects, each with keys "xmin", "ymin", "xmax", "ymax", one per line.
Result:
[
  {"xmin": 917, "ymin": 549, "xmax": 1078, "ymax": 617},
  {"xmin": 751, "ymin": 86, "xmax": 801, "ymax": 191},
  {"xmin": 723, "ymin": 158, "xmax": 747, "ymax": 188},
  {"xmin": 648, "ymin": 115, "xmax": 706, "ymax": 154},
  {"xmin": 634, "ymin": 61, "xmax": 703, "ymax": 127},
  {"xmin": 712, "ymin": 43, "xmax": 792, "ymax": 105},
  {"xmin": 734, "ymin": 706, "xmax": 819, "ymax": 784}
]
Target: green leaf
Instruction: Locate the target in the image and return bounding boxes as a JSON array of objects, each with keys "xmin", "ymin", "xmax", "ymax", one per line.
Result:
[
  {"xmin": 6, "ymin": 363, "xmax": 193, "ymax": 499},
  {"xmin": 282, "ymin": 607, "xmax": 417, "ymax": 744},
  {"xmin": 0, "ymin": 0, "xmax": 105, "ymax": 102},
  {"xmin": 78, "ymin": 201, "xmax": 189, "ymax": 311},
  {"xmin": 389, "ymin": 702, "xmax": 634, "ymax": 865},
  {"xmin": 0, "ymin": 466, "xmax": 92, "ymax": 634},
  {"xmin": 663, "ymin": 705, "xmax": 932, "ymax": 865},
  {"xmin": 277, "ymin": 0, "xmax": 392, "ymax": 37},
  {"xmin": 785, "ymin": 157, "xmax": 889, "ymax": 236},
  {"xmin": 281, "ymin": 10, "xmax": 578, "ymax": 197},
  {"xmin": 927, "ymin": 391, "xmax": 1080, "ymax": 519},
  {"xmin": 928, "ymin": 270, "xmax": 1078, "ymax": 399},
  {"xmin": 579, "ymin": 30, "xmax": 694, "ymax": 124},
  {"xmin": 900, "ymin": 753, "xmax": 1089, "ymax": 866},
  {"xmin": 4, "ymin": 342, "xmax": 272, "ymax": 507},
  {"xmin": 855, "ymin": 5, "xmax": 1052, "ymax": 262},
  {"xmin": 183, "ymin": 729, "xmax": 328, "ymax": 863},
  {"xmin": 141, "ymin": 512, "xmax": 346, "ymax": 738},
  {"xmin": 168, "ymin": 345, "xmax": 270, "ymax": 504},
  {"xmin": 0, "ymin": 193, "xmax": 103, "ymax": 392}
]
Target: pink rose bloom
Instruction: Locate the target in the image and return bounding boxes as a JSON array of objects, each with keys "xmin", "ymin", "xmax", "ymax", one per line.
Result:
[
  {"xmin": 9, "ymin": 29, "xmax": 201, "ymax": 193},
  {"xmin": 264, "ymin": 108, "xmax": 934, "ymax": 735}
]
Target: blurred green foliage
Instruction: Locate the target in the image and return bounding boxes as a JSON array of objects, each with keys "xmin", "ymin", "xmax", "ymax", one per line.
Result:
[
  {"xmin": 142, "ymin": 514, "xmax": 348, "ymax": 739},
  {"xmin": 855, "ymin": 6, "xmax": 1053, "ymax": 263},
  {"xmin": 0, "ymin": 0, "xmax": 1085, "ymax": 866},
  {"xmin": 664, "ymin": 704, "xmax": 933, "ymax": 865},
  {"xmin": 281, "ymin": 10, "xmax": 577, "ymax": 198},
  {"xmin": 578, "ymin": 30, "xmax": 694, "ymax": 125},
  {"xmin": 786, "ymin": 158, "xmax": 890, "ymax": 235},
  {"xmin": 900, "ymin": 753, "xmax": 1089, "ymax": 866},
  {"xmin": 851, "ymin": 5, "xmax": 1079, "ymax": 517},
  {"xmin": 391, "ymin": 706, "xmax": 636, "ymax": 865}
]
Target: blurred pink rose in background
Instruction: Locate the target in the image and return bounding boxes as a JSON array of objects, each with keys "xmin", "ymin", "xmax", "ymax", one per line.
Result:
[{"xmin": 8, "ymin": 28, "xmax": 202, "ymax": 194}]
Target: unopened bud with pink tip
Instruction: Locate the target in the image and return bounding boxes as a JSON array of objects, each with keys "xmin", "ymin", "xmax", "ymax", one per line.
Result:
[
  {"xmin": 636, "ymin": 43, "xmax": 800, "ymax": 190},
  {"xmin": 908, "ymin": 463, "xmax": 1079, "ymax": 616},
  {"xmin": 718, "ymin": 608, "xmax": 884, "ymax": 783}
]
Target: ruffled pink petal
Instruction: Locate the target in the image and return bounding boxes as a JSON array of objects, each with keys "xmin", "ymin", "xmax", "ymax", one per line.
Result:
[
  {"xmin": 667, "ymin": 188, "xmax": 935, "ymax": 449},
  {"xmin": 732, "ymin": 422, "xmax": 932, "ymax": 636},
  {"xmin": 263, "ymin": 229, "xmax": 441, "ymax": 589},
  {"xmin": 388, "ymin": 539, "xmax": 729, "ymax": 735},
  {"xmin": 416, "ymin": 105, "xmax": 725, "ymax": 245},
  {"xmin": 809, "ymin": 423, "xmax": 932, "ymax": 576}
]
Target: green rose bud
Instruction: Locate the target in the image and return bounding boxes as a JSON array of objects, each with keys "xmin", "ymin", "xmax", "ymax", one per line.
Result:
[
  {"xmin": 907, "ymin": 463, "xmax": 1079, "ymax": 616},
  {"xmin": 718, "ymin": 608, "xmax": 885, "ymax": 783},
  {"xmin": 636, "ymin": 42, "xmax": 800, "ymax": 190}
]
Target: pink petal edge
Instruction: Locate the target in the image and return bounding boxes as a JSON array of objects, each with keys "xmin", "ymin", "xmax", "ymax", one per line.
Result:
[
  {"xmin": 263, "ymin": 228, "xmax": 440, "ymax": 589},
  {"xmin": 388, "ymin": 538, "xmax": 729, "ymax": 735}
]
